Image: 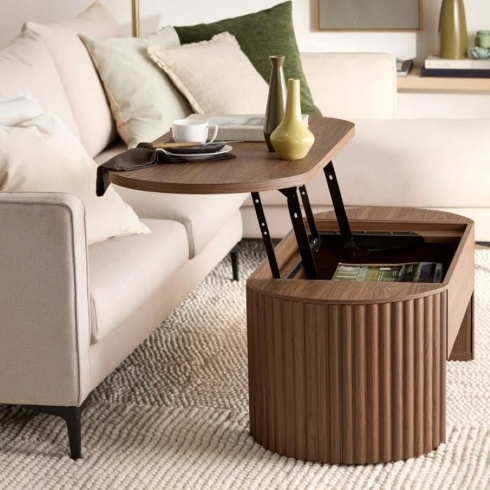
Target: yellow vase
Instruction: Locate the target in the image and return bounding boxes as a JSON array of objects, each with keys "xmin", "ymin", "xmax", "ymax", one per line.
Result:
[{"xmin": 270, "ymin": 78, "xmax": 314, "ymax": 160}]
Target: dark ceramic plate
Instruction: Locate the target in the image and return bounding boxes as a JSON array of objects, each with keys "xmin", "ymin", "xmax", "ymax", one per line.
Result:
[{"xmin": 167, "ymin": 143, "xmax": 227, "ymax": 155}]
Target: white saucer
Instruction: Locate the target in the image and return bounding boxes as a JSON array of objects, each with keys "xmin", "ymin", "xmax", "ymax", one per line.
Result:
[{"xmin": 165, "ymin": 145, "xmax": 232, "ymax": 162}]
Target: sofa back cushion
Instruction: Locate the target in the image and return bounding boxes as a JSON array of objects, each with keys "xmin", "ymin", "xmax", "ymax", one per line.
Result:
[
  {"xmin": 24, "ymin": 2, "xmax": 120, "ymax": 157},
  {"xmin": 0, "ymin": 30, "xmax": 79, "ymax": 137},
  {"xmin": 300, "ymin": 53, "xmax": 397, "ymax": 119}
]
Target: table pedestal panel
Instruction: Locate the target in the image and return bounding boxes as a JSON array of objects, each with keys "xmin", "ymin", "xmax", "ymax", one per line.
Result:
[{"xmin": 247, "ymin": 289, "xmax": 447, "ymax": 464}]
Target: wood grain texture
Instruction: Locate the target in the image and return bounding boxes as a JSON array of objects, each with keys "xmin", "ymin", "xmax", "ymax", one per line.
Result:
[
  {"xmin": 246, "ymin": 288, "xmax": 448, "ymax": 464},
  {"xmin": 445, "ymin": 221, "xmax": 474, "ymax": 355},
  {"xmin": 449, "ymin": 295, "xmax": 474, "ymax": 361},
  {"xmin": 249, "ymin": 208, "xmax": 474, "ymax": 334},
  {"xmin": 246, "ymin": 207, "xmax": 472, "ymax": 464},
  {"xmin": 109, "ymin": 117, "xmax": 355, "ymax": 194}
]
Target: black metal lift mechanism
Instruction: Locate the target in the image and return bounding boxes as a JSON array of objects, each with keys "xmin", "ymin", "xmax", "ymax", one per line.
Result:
[{"xmin": 252, "ymin": 161, "xmax": 425, "ymax": 280}]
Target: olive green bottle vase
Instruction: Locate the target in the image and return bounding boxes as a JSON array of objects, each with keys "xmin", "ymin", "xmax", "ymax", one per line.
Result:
[
  {"xmin": 263, "ymin": 55, "xmax": 287, "ymax": 152},
  {"xmin": 270, "ymin": 78, "xmax": 315, "ymax": 161},
  {"xmin": 439, "ymin": 0, "xmax": 468, "ymax": 59}
]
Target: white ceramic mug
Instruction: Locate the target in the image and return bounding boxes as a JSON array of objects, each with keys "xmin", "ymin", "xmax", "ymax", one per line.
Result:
[{"xmin": 172, "ymin": 119, "xmax": 219, "ymax": 144}]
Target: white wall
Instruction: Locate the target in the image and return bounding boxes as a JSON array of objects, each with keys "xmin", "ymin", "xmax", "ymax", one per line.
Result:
[
  {"xmin": 0, "ymin": 0, "xmax": 417, "ymax": 58},
  {"xmin": 1, "ymin": 0, "xmax": 490, "ymax": 118}
]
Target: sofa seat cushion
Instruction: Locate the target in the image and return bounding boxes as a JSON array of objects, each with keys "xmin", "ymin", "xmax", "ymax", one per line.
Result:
[
  {"xmin": 113, "ymin": 187, "xmax": 248, "ymax": 258},
  {"xmin": 93, "ymin": 140, "xmax": 127, "ymax": 164},
  {"xmin": 88, "ymin": 218, "xmax": 189, "ymax": 342},
  {"xmin": 243, "ymin": 118, "xmax": 490, "ymax": 209}
]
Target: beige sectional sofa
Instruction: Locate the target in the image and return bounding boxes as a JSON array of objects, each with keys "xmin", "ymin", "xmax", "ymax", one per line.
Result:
[
  {"xmin": 0, "ymin": 17, "xmax": 247, "ymax": 459},
  {"xmin": 1, "ymin": 7, "xmax": 490, "ymax": 460}
]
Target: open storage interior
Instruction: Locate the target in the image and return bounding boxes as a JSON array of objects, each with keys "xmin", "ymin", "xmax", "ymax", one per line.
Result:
[
  {"xmin": 248, "ymin": 208, "xmax": 474, "ymax": 364},
  {"xmin": 308, "ymin": 239, "xmax": 460, "ymax": 281},
  {"xmin": 263, "ymin": 216, "xmax": 469, "ymax": 283}
]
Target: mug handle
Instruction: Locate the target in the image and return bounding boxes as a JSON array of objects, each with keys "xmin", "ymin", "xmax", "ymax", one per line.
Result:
[{"xmin": 207, "ymin": 125, "xmax": 219, "ymax": 143}]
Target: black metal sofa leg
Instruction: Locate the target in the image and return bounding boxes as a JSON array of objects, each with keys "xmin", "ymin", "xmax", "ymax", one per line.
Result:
[
  {"xmin": 230, "ymin": 245, "xmax": 239, "ymax": 281},
  {"xmin": 64, "ymin": 406, "xmax": 83, "ymax": 459},
  {"xmin": 24, "ymin": 399, "xmax": 88, "ymax": 460}
]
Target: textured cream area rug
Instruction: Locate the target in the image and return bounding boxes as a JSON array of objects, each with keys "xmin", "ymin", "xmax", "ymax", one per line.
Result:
[{"xmin": 0, "ymin": 242, "xmax": 489, "ymax": 489}]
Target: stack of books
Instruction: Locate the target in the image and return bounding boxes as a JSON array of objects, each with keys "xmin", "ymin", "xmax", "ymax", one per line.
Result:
[{"xmin": 422, "ymin": 55, "xmax": 490, "ymax": 78}]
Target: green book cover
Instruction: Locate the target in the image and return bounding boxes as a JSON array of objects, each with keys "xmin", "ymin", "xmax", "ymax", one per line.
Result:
[{"xmin": 332, "ymin": 262, "xmax": 443, "ymax": 283}]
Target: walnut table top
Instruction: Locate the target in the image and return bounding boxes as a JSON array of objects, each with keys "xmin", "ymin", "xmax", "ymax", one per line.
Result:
[{"xmin": 109, "ymin": 116, "xmax": 355, "ymax": 195}]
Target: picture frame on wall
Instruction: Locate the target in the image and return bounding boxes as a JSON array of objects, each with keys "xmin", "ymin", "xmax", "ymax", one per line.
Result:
[{"xmin": 316, "ymin": 0, "xmax": 423, "ymax": 32}]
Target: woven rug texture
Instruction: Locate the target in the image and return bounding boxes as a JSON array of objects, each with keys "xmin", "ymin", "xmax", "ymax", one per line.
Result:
[{"xmin": 0, "ymin": 241, "xmax": 489, "ymax": 489}]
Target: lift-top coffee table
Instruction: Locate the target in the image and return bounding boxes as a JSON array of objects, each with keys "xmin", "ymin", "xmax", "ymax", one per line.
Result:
[
  {"xmin": 247, "ymin": 206, "xmax": 474, "ymax": 464},
  {"xmin": 109, "ymin": 116, "xmax": 356, "ymax": 283},
  {"xmin": 109, "ymin": 116, "xmax": 474, "ymax": 465}
]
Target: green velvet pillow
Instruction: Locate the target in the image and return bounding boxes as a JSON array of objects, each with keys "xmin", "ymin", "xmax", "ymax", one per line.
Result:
[{"xmin": 174, "ymin": 2, "xmax": 321, "ymax": 116}]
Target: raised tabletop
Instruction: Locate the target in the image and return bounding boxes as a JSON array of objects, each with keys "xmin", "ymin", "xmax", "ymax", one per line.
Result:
[{"xmin": 109, "ymin": 116, "xmax": 355, "ymax": 195}]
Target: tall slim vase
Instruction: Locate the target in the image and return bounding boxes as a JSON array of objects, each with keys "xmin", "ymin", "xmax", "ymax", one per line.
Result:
[
  {"xmin": 439, "ymin": 0, "xmax": 468, "ymax": 59},
  {"xmin": 270, "ymin": 79, "xmax": 314, "ymax": 161},
  {"xmin": 263, "ymin": 55, "xmax": 287, "ymax": 152}
]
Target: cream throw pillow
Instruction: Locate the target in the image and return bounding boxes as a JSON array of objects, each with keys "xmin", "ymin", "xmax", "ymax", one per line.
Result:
[
  {"xmin": 81, "ymin": 27, "xmax": 191, "ymax": 148},
  {"xmin": 148, "ymin": 32, "xmax": 269, "ymax": 114},
  {"xmin": 0, "ymin": 113, "xmax": 150, "ymax": 245},
  {"xmin": 0, "ymin": 93, "xmax": 44, "ymax": 126},
  {"xmin": 24, "ymin": 2, "xmax": 121, "ymax": 157},
  {"xmin": 0, "ymin": 30, "xmax": 79, "ymax": 138}
]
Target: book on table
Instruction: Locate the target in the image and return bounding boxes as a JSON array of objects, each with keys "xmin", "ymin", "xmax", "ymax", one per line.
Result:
[
  {"xmin": 332, "ymin": 262, "xmax": 443, "ymax": 283},
  {"xmin": 425, "ymin": 55, "xmax": 490, "ymax": 70},
  {"xmin": 186, "ymin": 113, "xmax": 309, "ymax": 142},
  {"xmin": 420, "ymin": 67, "xmax": 490, "ymax": 78}
]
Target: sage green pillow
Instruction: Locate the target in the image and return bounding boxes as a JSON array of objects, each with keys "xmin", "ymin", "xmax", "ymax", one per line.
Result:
[
  {"xmin": 175, "ymin": 1, "xmax": 321, "ymax": 116},
  {"xmin": 81, "ymin": 27, "xmax": 192, "ymax": 148}
]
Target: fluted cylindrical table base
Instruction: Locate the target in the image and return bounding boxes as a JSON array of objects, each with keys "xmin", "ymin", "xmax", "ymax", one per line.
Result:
[{"xmin": 247, "ymin": 289, "xmax": 447, "ymax": 465}]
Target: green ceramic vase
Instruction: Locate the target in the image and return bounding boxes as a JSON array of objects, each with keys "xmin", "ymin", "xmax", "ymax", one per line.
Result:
[
  {"xmin": 270, "ymin": 79, "xmax": 314, "ymax": 161},
  {"xmin": 263, "ymin": 55, "xmax": 287, "ymax": 152},
  {"xmin": 439, "ymin": 0, "xmax": 468, "ymax": 59}
]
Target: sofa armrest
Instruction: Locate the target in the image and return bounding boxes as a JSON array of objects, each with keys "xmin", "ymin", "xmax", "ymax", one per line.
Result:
[
  {"xmin": 0, "ymin": 193, "xmax": 91, "ymax": 407},
  {"xmin": 300, "ymin": 53, "xmax": 397, "ymax": 119}
]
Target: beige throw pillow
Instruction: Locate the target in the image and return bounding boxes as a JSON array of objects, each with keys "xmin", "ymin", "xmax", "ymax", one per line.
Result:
[
  {"xmin": 81, "ymin": 27, "xmax": 191, "ymax": 148},
  {"xmin": 24, "ymin": 2, "xmax": 121, "ymax": 157},
  {"xmin": 0, "ymin": 113, "xmax": 150, "ymax": 245},
  {"xmin": 0, "ymin": 30, "xmax": 79, "ymax": 138},
  {"xmin": 148, "ymin": 32, "xmax": 269, "ymax": 114}
]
